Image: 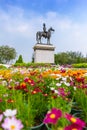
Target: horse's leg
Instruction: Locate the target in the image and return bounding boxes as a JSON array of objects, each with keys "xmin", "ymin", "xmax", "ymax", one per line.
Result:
[
  {"xmin": 47, "ymin": 38, "xmax": 49, "ymax": 44},
  {"xmin": 39, "ymin": 34, "xmax": 42, "ymax": 44},
  {"xmin": 36, "ymin": 32, "xmax": 40, "ymax": 43},
  {"xmin": 38, "ymin": 34, "xmax": 41, "ymax": 43},
  {"xmin": 38, "ymin": 35, "xmax": 40, "ymax": 43},
  {"xmin": 40, "ymin": 37, "xmax": 41, "ymax": 43},
  {"xmin": 47, "ymin": 39, "xmax": 48, "ymax": 44},
  {"xmin": 49, "ymin": 38, "xmax": 50, "ymax": 44},
  {"xmin": 39, "ymin": 34, "xmax": 41, "ymax": 43}
]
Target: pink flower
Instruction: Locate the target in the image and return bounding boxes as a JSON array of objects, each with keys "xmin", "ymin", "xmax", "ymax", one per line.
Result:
[
  {"xmin": 0, "ymin": 114, "xmax": 3, "ymax": 122},
  {"xmin": 2, "ymin": 117, "xmax": 23, "ymax": 130},
  {"xmin": 43, "ymin": 108, "xmax": 62, "ymax": 124},
  {"xmin": 64, "ymin": 123, "xmax": 83, "ymax": 130},
  {"xmin": 65, "ymin": 113, "xmax": 86, "ymax": 128}
]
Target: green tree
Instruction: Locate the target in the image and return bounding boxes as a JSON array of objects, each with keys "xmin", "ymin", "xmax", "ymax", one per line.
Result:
[
  {"xmin": 55, "ymin": 52, "xmax": 68, "ymax": 65},
  {"xmin": 15, "ymin": 55, "xmax": 24, "ymax": 63},
  {"xmin": 0, "ymin": 45, "xmax": 17, "ymax": 64},
  {"xmin": 55, "ymin": 51, "xmax": 87, "ymax": 65}
]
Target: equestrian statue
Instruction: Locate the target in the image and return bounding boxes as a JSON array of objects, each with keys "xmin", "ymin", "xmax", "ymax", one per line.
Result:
[{"xmin": 36, "ymin": 23, "xmax": 55, "ymax": 44}]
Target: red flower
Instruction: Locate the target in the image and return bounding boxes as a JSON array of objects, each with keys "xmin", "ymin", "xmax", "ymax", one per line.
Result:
[
  {"xmin": 7, "ymin": 99, "xmax": 15, "ymax": 103},
  {"xmin": 24, "ymin": 77, "xmax": 29, "ymax": 82},
  {"xmin": 24, "ymin": 78, "xmax": 35, "ymax": 86},
  {"xmin": 76, "ymin": 77, "xmax": 84, "ymax": 83},
  {"xmin": 20, "ymin": 82, "xmax": 27, "ymax": 89},
  {"xmin": 43, "ymin": 108, "xmax": 62, "ymax": 124},
  {"xmin": 31, "ymin": 87, "xmax": 42, "ymax": 94},
  {"xmin": 14, "ymin": 85, "xmax": 19, "ymax": 90},
  {"xmin": 31, "ymin": 90, "xmax": 37, "ymax": 94},
  {"xmin": 0, "ymin": 98, "xmax": 3, "ymax": 102},
  {"xmin": 60, "ymin": 69, "xmax": 66, "ymax": 73},
  {"xmin": 43, "ymin": 93, "xmax": 48, "ymax": 97}
]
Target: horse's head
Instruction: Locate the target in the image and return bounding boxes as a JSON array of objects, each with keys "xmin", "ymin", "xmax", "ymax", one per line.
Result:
[{"xmin": 50, "ymin": 27, "xmax": 55, "ymax": 32}]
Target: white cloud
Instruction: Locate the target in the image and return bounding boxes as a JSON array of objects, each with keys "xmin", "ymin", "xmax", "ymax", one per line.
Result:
[{"xmin": 0, "ymin": 6, "xmax": 87, "ymax": 63}]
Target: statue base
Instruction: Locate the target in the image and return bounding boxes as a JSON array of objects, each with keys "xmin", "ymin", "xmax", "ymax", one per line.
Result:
[{"xmin": 33, "ymin": 43, "xmax": 55, "ymax": 63}]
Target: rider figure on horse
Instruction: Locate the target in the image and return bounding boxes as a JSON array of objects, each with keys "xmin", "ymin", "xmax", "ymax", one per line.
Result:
[{"xmin": 43, "ymin": 23, "xmax": 47, "ymax": 37}]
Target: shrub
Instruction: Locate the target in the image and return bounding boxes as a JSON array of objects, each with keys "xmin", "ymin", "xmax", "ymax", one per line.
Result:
[{"xmin": 72, "ymin": 63, "xmax": 87, "ymax": 68}]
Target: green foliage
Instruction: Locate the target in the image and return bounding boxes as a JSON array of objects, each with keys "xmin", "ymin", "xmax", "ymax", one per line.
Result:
[
  {"xmin": 72, "ymin": 63, "xmax": 87, "ymax": 68},
  {"xmin": 0, "ymin": 45, "xmax": 17, "ymax": 64},
  {"xmin": 0, "ymin": 65, "xmax": 7, "ymax": 69},
  {"xmin": 15, "ymin": 55, "xmax": 24, "ymax": 63},
  {"xmin": 13, "ymin": 62, "xmax": 51, "ymax": 68},
  {"xmin": 13, "ymin": 62, "xmax": 26, "ymax": 67},
  {"xmin": 55, "ymin": 51, "xmax": 87, "ymax": 65},
  {"xmin": 74, "ymin": 88, "xmax": 87, "ymax": 122}
]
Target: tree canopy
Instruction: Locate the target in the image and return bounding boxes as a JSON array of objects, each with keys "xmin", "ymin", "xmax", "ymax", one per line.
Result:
[
  {"xmin": 55, "ymin": 51, "xmax": 87, "ymax": 65},
  {"xmin": 0, "ymin": 45, "xmax": 17, "ymax": 64}
]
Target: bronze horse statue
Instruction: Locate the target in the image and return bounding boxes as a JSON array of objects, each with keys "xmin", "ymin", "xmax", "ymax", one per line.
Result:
[{"xmin": 36, "ymin": 27, "xmax": 55, "ymax": 44}]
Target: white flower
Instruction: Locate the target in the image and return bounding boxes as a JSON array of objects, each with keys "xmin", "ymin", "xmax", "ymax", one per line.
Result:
[
  {"xmin": 0, "ymin": 75, "xmax": 3, "ymax": 79},
  {"xmin": 56, "ymin": 83, "xmax": 61, "ymax": 86},
  {"xmin": 50, "ymin": 73, "xmax": 55, "ymax": 76},
  {"xmin": 64, "ymin": 82, "xmax": 70, "ymax": 86},
  {"xmin": 84, "ymin": 73, "xmax": 87, "ymax": 76},
  {"xmin": 56, "ymin": 74, "xmax": 62, "ymax": 80},
  {"xmin": 2, "ymin": 80, "xmax": 7, "ymax": 86},
  {"xmin": 62, "ymin": 77, "xmax": 67, "ymax": 81},
  {"xmin": 74, "ymin": 86, "xmax": 76, "ymax": 90},
  {"xmin": 56, "ymin": 74, "xmax": 61, "ymax": 77},
  {"xmin": 3, "ymin": 94, "xmax": 8, "ymax": 97},
  {"xmin": 50, "ymin": 87, "xmax": 55, "ymax": 90},
  {"xmin": 54, "ymin": 90, "xmax": 58, "ymax": 94},
  {"xmin": 69, "ymin": 77, "xmax": 72, "ymax": 80},
  {"xmin": 56, "ymin": 77, "xmax": 60, "ymax": 80},
  {"xmin": 3, "ymin": 109, "xmax": 17, "ymax": 117}
]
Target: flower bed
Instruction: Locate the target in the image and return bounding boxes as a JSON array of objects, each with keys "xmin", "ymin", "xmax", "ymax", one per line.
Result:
[{"xmin": 0, "ymin": 66, "xmax": 87, "ymax": 129}]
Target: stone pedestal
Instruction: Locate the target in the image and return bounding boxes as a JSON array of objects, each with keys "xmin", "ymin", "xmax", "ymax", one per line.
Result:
[{"xmin": 33, "ymin": 43, "xmax": 55, "ymax": 63}]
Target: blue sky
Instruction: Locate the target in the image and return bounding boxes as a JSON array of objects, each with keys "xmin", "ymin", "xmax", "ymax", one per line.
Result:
[{"xmin": 0, "ymin": 0, "xmax": 87, "ymax": 62}]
